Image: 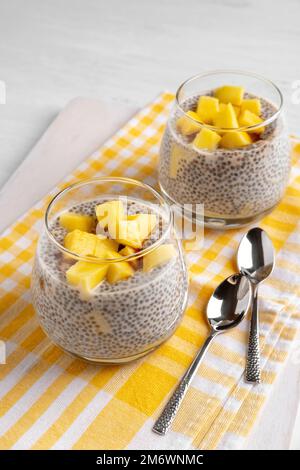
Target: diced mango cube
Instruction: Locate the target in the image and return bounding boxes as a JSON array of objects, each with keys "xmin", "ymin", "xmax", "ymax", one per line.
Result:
[
  {"xmin": 220, "ymin": 131, "xmax": 252, "ymax": 149},
  {"xmin": 95, "ymin": 234, "xmax": 119, "ymax": 252},
  {"xmin": 64, "ymin": 230, "xmax": 117, "ymax": 258},
  {"xmin": 176, "ymin": 111, "xmax": 202, "ymax": 136},
  {"xmin": 214, "ymin": 85, "xmax": 244, "ymax": 106},
  {"xmin": 119, "ymin": 245, "xmax": 137, "ymax": 256},
  {"xmin": 60, "ymin": 212, "xmax": 95, "ymax": 232},
  {"xmin": 143, "ymin": 244, "xmax": 177, "ymax": 272},
  {"xmin": 233, "ymin": 105, "xmax": 240, "ymax": 118},
  {"xmin": 221, "ymin": 103, "xmax": 241, "ymax": 118},
  {"xmin": 169, "ymin": 145, "xmax": 182, "ymax": 179},
  {"xmin": 107, "ymin": 261, "xmax": 134, "ymax": 284},
  {"xmin": 64, "ymin": 230, "xmax": 97, "ymax": 256},
  {"xmin": 196, "ymin": 96, "xmax": 219, "ymax": 124},
  {"xmin": 193, "ymin": 128, "xmax": 221, "ymax": 151},
  {"xmin": 127, "ymin": 214, "xmax": 157, "ymax": 241},
  {"xmin": 119, "ymin": 245, "xmax": 139, "ymax": 269},
  {"xmin": 95, "ymin": 200, "xmax": 125, "ymax": 238},
  {"xmin": 115, "ymin": 220, "xmax": 142, "ymax": 249},
  {"xmin": 96, "ymin": 249, "xmax": 122, "ymax": 259},
  {"xmin": 238, "ymin": 110, "xmax": 265, "ymax": 134},
  {"xmin": 240, "ymin": 99, "xmax": 261, "ymax": 116},
  {"xmin": 66, "ymin": 261, "xmax": 108, "ymax": 293},
  {"xmin": 214, "ymin": 103, "xmax": 239, "ymax": 129}
]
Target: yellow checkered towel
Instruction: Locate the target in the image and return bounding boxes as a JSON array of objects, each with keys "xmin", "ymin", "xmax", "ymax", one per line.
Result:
[{"xmin": 0, "ymin": 92, "xmax": 299, "ymax": 450}]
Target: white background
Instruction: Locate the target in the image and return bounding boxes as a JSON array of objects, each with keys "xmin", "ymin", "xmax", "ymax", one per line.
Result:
[
  {"xmin": 0, "ymin": 0, "xmax": 300, "ymax": 449},
  {"xmin": 0, "ymin": 0, "xmax": 300, "ymax": 187}
]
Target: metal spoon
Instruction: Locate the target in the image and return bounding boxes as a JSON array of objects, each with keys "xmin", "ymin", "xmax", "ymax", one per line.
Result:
[
  {"xmin": 152, "ymin": 273, "xmax": 251, "ymax": 435},
  {"xmin": 237, "ymin": 227, "xmax": 275, "ymax": 384}
]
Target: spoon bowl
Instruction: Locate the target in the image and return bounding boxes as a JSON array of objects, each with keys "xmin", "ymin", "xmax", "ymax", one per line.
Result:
[
  {"xmin": 207, "ymin": 273, "xmax": 251, "ymax": 332},
  {"xmin": 237, "ymin": 227, "xmax": 275, "ymax": 284}
]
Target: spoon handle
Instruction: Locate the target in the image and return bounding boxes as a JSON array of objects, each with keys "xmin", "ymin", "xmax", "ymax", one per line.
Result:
[
  {"xmin": 152, "ymin": 333, "xmax": 216, "ymax": 435},
  {"xmin": 245, "ymin": 284, "xmax": 261, "ymax": 383}
]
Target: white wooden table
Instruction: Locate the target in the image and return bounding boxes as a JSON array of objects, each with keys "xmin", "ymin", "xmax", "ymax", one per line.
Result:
[{"xmin": 0, "ymin": 0, "xmax": 299, "ymax": 450}]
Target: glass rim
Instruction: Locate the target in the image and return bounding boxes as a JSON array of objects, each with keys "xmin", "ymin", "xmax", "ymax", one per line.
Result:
[
  {"xmin": 44, "ymin": 177, "xmax": 173, "ymax": 264},
  {"xmin": 175, "ymin": 69, "xmax": 283, "ymax": 133}
]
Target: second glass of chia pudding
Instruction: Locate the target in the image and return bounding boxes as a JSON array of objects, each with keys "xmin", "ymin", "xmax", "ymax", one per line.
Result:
[
  {"xmin": 159, "ymin": 70, "xmax": 291, "ymax": 229},
  {"xmin": 31, "ymin": 178, "xmax": 188, "ymax": 364}
]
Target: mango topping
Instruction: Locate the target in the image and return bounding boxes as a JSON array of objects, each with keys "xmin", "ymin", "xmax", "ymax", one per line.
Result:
[
  {"xmin": 220, "ymin": 131, "xmax": 252, "ymax": 149},
  {"xmin": 96, "ymin": 200, "xmax": 125, "ymax": 238},
  {"xmin": 64, "ymin": 229, "xmax": 118, "ymax": 257},
  {"xmin": 196, "ymin": 96, "xmax": 219, "ymax": 124},
  {"xmin": 66, "ymin": 262, "xmax": 108, "ymax": 294},
  {"xmin": 127, "ymin": 214, "xmax": 157, "ymax": 241},
  {"xmin": 240, "ymin": 99, "xmax": 261, "ymax": 116},
  {"xmin": 233, "ymin": 105, "xmax": 240, "ymax": 118},
  {"xmin": 238, "ymin": 110, "xmax": 265, "ymax": 134},
  {"xmin": 214, "ymin": 85, "xmax": 244, "ymax": 106},
  {"xmin": 60, "ymin": 212, "xmax": 95, "ymax": 232},
  {"xmin": 193, "ymin": 128, "xmax": 221, "ymax": 151},
  {"xmin": 119, "ymin": 245, "xmax": 139, "ymax": 269},
  {"xmin": 107, "ymin": 261, "xmax": 134, "ymax": 284},
  {"xmin": 176, "ymin": 110, "xmax": 202, "ymax": 136},
  {"xmin": 214, "ymin": 103, "xmax": 239, "ymax": 129},
  {"xmin": 175, "ymin": 84, "xmax": 265, "ymax": 150},
  {"xmin": 143, "ymin": 244, "xmax": 177, "ymax": 272},
  {"xmin": 115, "ymin": 220, "xmax": 143, "ymax": 249},
  {"xmin": 62, "ymin": 199, "xmax": 166, "ymax": 290},
  {"xmin": 169, "ymin": 145, "xmax": 182, "ymax": 179}
]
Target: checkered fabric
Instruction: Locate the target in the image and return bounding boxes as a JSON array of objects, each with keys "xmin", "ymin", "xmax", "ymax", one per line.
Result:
[{"xmin": 0, "ymin": 92, "xmax": 300, "ymax": 450}]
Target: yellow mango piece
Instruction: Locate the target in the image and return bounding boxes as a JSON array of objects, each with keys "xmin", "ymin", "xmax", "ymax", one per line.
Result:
[
  {"xmin": 94, "ymin": 245, "xmax": 120, "ymax": 260},
  {"xmin": 107, "ymin": 261, "xmax": 134, "ymax": 284},
  {"xmin": 115, "ymin": 220, "xmax": 142, "ymax": 249},
  {"xmin": 64, "ymin": 230, "xmax": 97, "ymax": 256},
  {"xmin": 176, "ymin": 111, "xmax": 202, "ymax": 136},
  {"xmin": 119, "ymin": 246, "xmax": 139, "ymax": 268},
  {"xmin": 214, "ymin": 103, "xmax": 239, "ymax": 129},
  {"xmin": 127, "ymin": 213, "xmax": 157, "ymax": 241},
  {"xmin": 95, "ymin": 200, "xmax": 125, "ymax": 238},
  {"xmin": 239, "ymin": 109, "xmax": 265, "ymax": 134},
  {"xmin": 95, "ymin": 234, "xmax": 119, "ymax": 253},
  {"xmin": 193, "ymin": 128, "xmax": 221, "ymax": 151},
  {"xmin": 240, "ymin": 99, "xmax": 261, "ymax": 116},
  {"xmin": 169, "ymin": 145, "xmax": 182, "ymax": 179},
  {"xmin": 66, "ymin": 261, "xmax": 108, "ymax": 293},
  {"xmin": 196, "ymin": 96, "xmax": 219, "ymax": 124},
  {"xmin": 64, "ymin": 230, "xmax": 118, "ymax": 258},
  {"xmin": 214, "ymin": 85, "xmax": 244, "ymax": 106},
  {"xmin": 220, "ymin": 102, "xmax": 240, "ymax": 117},
  {"xmin": 143, "ymin": 244, "xmax": 177, "ymax": 272},
  {"xmin": 220, "ymin": 131, "xmax": 252, "ymax": 149},
  {"xmin": 233, "ymin": 105, "xmax": 240, "ymax": 118},
  {"xmin": 60, "ymin": 212, "xmax": 95, "ymax": 232}
]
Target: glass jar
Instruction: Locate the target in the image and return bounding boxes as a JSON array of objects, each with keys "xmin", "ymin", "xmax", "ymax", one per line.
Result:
[
  {"xmin": 159, "ymin": 70, "xmax": 291, "ymax": 229},
  {"xmin": 31, "ymin": 177, "xmax": 188, "ymax": 364}
]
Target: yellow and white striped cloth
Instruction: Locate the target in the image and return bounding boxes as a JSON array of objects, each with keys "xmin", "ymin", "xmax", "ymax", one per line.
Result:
[{"xmin": 0, "ymin": 92, "xmax": 300, "ymax": 450}]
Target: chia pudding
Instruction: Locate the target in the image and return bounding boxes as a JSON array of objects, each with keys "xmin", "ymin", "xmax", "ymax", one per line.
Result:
[
  {"xmin": 159, "ymin": 90, "xmax": 291, "ymax": 227},
  {"xmin": 32, "ymin": 197, "xmax": 188, "ymax": 363}
]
